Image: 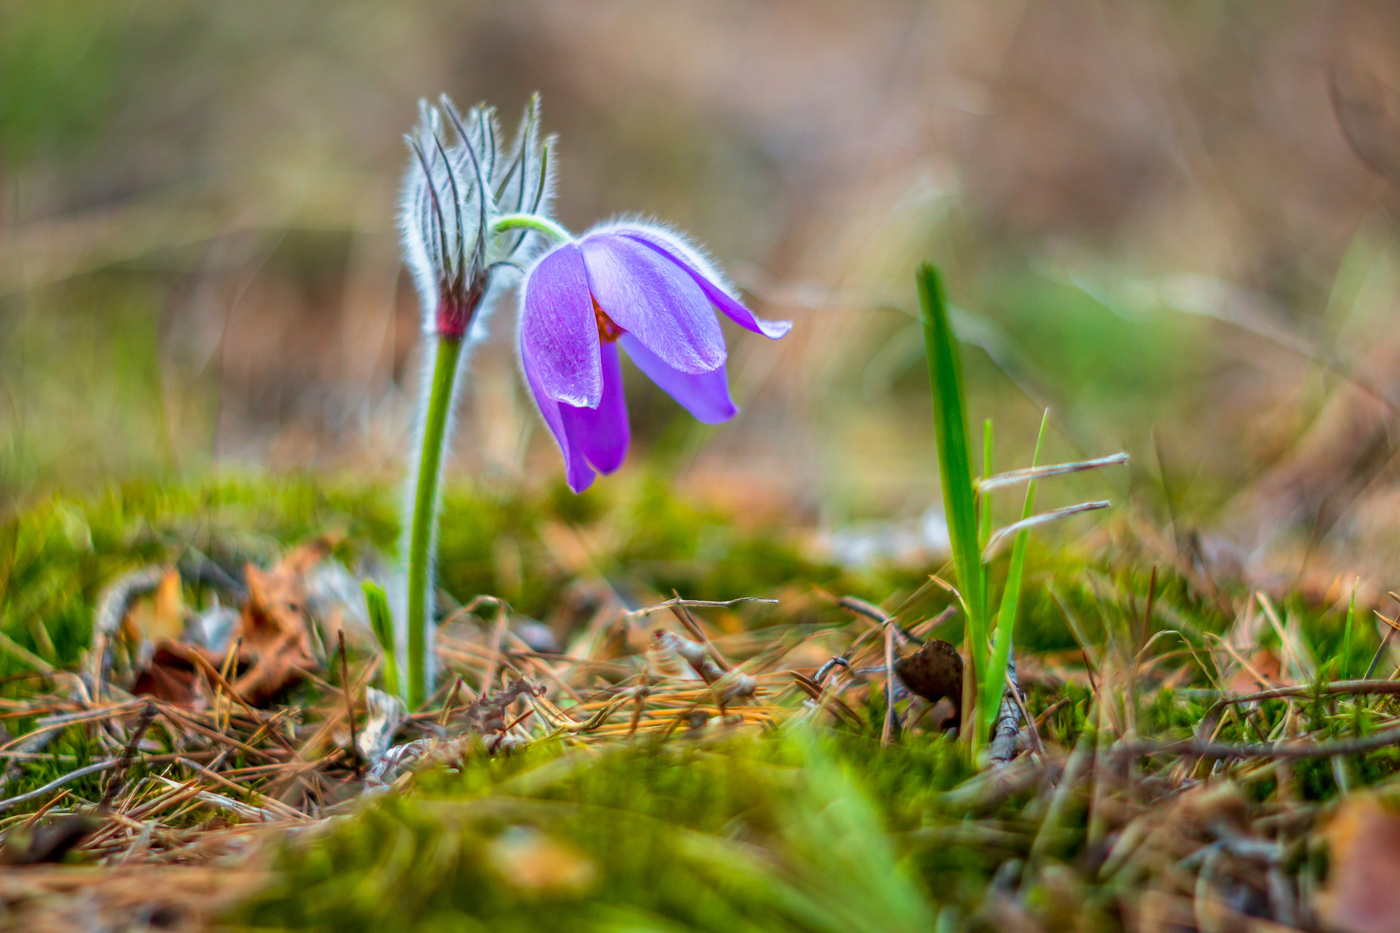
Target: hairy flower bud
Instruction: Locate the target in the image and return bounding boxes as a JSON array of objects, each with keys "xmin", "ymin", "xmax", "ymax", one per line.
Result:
[
  {"xmin": 399, "ymin": 94, "xmax": 556, "ymax": 339},
  {"xmin": 394, "ymin": 93, "xmax": 558, "ymax": 706}
]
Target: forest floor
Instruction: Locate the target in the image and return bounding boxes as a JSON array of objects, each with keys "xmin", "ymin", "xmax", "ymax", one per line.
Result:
[{"xmin": 0, "ymin": 476, "xmax": 1395, "ymax": 932}]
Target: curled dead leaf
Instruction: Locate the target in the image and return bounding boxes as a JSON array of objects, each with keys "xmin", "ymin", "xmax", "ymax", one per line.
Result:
[{"xmin": 127, "ymin": 539, "xmax": 335, "ymax": 708}]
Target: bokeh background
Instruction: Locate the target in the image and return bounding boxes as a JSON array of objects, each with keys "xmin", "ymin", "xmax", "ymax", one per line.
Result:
[{"xmin": 4, "ymin": 0, "xmax": 1400, "ymax": 588}]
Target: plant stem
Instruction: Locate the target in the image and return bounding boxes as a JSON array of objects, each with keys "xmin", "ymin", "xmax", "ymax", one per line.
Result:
[
  {"xmin": 406, "ymin": 333, "xmax": 464, "ymax": 708},
  {"xmin": 493, "ymin": 213, "xmax": 571, "ymax": 241}
]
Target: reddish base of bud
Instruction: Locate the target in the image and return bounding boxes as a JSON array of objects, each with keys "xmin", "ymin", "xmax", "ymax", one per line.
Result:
[
  {"xmin": 436, "ymin": 301, "xmax": 470, "ymax": 339},
  {"xmin": 435, "ymin": 274, "xmax": 490, "ymax": 338}
]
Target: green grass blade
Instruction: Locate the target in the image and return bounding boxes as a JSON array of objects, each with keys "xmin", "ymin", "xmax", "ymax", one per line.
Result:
[
  {"xmin": 918, "ymin": 267, "xmax": 986, "ymax": 638},
  {"xmin": 362, "ymin": 580, "xmax": 399, "ymax": 698},
  {"xmin": 1342, "ymin": 587, "xmax": 1356, "ymax": 681},
  {"xmin": 918, "ymin": 264, "xmax": 987, "ymax": 747},
  {"xmin": 979, "ymin": 409, "xmax": 1049, "ymax": 744},
  {"xmin": 980, "ymin": 420, "xmax": 994, "ymax": 551}
]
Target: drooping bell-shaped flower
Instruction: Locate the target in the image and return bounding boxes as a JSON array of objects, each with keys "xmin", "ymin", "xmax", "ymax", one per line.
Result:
[
  {"xmin": 400, "ymin": 94, "xmax": 556, "ymax": 340},
  {"xmin": 518, "ymin": 221, "xmax": 791, "ymax": 492}
]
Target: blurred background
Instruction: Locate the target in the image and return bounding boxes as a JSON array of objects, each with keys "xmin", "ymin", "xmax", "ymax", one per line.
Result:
[{"xmin": 4, "ymin": 0, "xmax": 1400, "ymax": 590}]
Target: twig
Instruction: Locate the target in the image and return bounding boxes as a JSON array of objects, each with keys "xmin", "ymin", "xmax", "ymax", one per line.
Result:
[
  {"xmin": 1209, "ymin": 679, "xmax": 1400, "ymax": 708},
  {"xmin": 1081, "ymin": 649, "xmax": 1099, "ymax": 695},
  {"xmin": 156, "ymin": 706, "xmax": 281, "ymax": 763},
  {"xmin": 1034, "ymin": 696, "xmax": 1073, "ymax": 730},
  {"xmin": 788, "ymin": 672, "xmax": 865, "ymax": 729},
  {"xmin": 439, "ymin": 677, "xmax": 463, "ymax": 726},
  {"xmin": 1007, "ymin": 665, "xmax": 1043, "ymax": 757},
  {"xmin": 624, "ymin": 596, "xmax": 778, "ymax": 619},
  {"xmin": 1365, "ymin": 614, "xmax": 1397, "ymax": 680},
  {"xmin": 88, "ymin": 565, "xmax": 169, "ymax": 696},
  {"xmin": 1190, "ymin": 678, "xmax": 1400, "ymax": 745},
  {"xmin": 882, "ymin": 625, "xmax": 897, "ymax": 746},
  {"xmin": 0, "ymin": 700, "xmax": 146, "ymax": 756},
  {"xmin": 977, "ymin": 452, "xmax": 1130, "ymax": 492},
  {"xmin": 339, "ymin": 631, "xmax": 357, "ymax": 765},
  {"xmin": 814, "ymin": 656, "xmax": 850, "ymax": 684},
  {"xmin": 175, "ymin": 758, "xmax": 305, "ymax": 821},
  {"xmin": 479, "ymin": 606, "xmax": 510, "ymax": 704},
  {"xmin": 834, "ymin": 596, "xmax": 924, "ymax": 647},
  {"xmin": 100, "ymin": 700, "xmax": 156, "ymax": 807},
  {"xmin": 0, "ymin": 759, "xmax": 119, "ymax": 813},
  {"xmin": 983, "ymin": 501, "xmax": 1110, "ymax": 561},
  {"xmin": 836, "ymin": 596, "xmax": 920, "ymax": 647},
  {"xmin": 987, "ymin": 649, "xmax": 1024, "ymax": 767},
  {"xmin": 1125, "ymin": 723, "xmax": 1400, "ymax": 760},
  {"xmin": 215, "ymin": 634, "xmax": 243, "ymax": 732},
  {"xmin": 178, "ymin": 649, "xmax": 298, "ymax": 755},
  {"xmin": 18, "ymin": 788, "xmax": 70, "ymax": 832},
  {"xmin": 838, "ymin": 595, "xmax": 892, "ymax": 625}
]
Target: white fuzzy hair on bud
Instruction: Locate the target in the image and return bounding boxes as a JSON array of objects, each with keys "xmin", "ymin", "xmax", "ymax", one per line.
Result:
[
  {"xmin": 393, "ymin": 93, "xmax": 559, "ymax": 703},
  {"xmin": 398, "ymin": 93, "xmax": 558, "ymax": 339}
]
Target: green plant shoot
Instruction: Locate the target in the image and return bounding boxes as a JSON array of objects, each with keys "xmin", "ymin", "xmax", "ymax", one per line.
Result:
[
  {"xmin": 363, "ymin": 579, "xmax": 399, "ymax": 699},
  {"xmin": 919, "ymin": 263, "xmax": 1123, "ymax": 756},
  {"xmin": 978, "ymin": 410, "xmax": 1048, "ymax": 746},
  {"xmin": 918, "ymin": 264, "xmax": 988, "ymax": 747}
]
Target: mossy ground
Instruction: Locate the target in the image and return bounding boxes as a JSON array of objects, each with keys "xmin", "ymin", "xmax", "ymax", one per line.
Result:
[{"xmin": 3, "ymin": 477, "xmax": 1399, "ymax": 930}]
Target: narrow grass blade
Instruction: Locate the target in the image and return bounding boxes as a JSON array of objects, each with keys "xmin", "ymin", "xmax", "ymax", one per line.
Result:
[
  {"xmin": 979, "ymin": 410, "xmax": 1048, "ymax": 743},
  {"xmin": 1342, "ymin": 587, "xmax": 1356, "ymax": 681},
  {"xmin": 980, "ymin": 420, "xmax": 994, "ymax": 550},
  {"xmin": 918, "ymin": 264, "xmax": 987, "ymax": 749},
  {"xmin": 918, "ymin": 265, "xmax": 986, "ymax": 647}
]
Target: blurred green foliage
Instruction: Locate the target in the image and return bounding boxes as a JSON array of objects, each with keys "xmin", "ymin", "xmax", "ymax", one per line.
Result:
[{"xmin": 0, "ymin": 1, "xmax": 126, "ymax": 162}]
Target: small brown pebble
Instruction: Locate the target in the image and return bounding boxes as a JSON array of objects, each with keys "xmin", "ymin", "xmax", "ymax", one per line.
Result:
[{"xmin": 894, "ymin": 638, "xmax": 963, "ymax": 723}]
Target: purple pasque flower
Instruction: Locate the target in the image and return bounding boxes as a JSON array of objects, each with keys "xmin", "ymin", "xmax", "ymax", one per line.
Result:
[{"xmin": 519, "ymin": 221, "xmax": 791, "ymax": 492}]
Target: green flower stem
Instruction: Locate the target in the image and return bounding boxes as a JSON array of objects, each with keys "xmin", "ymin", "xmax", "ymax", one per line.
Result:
[
  {"xmin": 406, "ymin": 333, "xmax": 464, "ymax": 708},
  {"xmin": 493, "ymin": 213, "xmax": 571, "ymax": 241}
]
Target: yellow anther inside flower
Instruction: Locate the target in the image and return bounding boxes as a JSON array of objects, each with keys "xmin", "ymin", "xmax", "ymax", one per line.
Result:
[{"xmin": 593, "ymin": 300, "xmax": 625, "ymax": 343}]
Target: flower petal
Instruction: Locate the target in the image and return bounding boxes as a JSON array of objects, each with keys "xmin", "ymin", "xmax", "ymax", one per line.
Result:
[
  {"xmin": 520, "ymin": 243, "xmax": 602, "ymax": 407},
  {"xmin": 621, "ymin": 334, "xmax": 737, "ymax": 425},
  {"xmin": 580, "ymin": 233, "xmax": 726, "ymax": 375},
  {"xmin": 559, "ymin": 341, "xmax": 630, "ymax": 473},
  {"xmin": 618, "ymin": 229, "xmax": 792, "ymax": 339},
  {"xmin": 521, "ymin": 335, "xmax": 595, "ymax": 493}
]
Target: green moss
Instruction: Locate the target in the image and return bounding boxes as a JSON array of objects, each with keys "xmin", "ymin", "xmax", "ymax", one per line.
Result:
[
  {"xmin": 237, "ymin": 731, "xmax": 987, "ymax": 932},
  {"xmin": 10, "ymin": 475, "xmax": 1400, "ymax": 929}
]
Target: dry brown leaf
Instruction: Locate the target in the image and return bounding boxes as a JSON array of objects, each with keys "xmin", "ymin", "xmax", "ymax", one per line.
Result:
[
  {"xmin": 131, "ymin": 644, "xmax": 206, "ymax": 707},
  {"xmin": 228, "ymin": 539, "xmax": 330, "ymax": 706},
  {"xmin": 128, "ymin": 540, "xmax": 332, "ymax": 708},
  {"xmin": 1317, "ymin": 794, "xmax": 1400, "ymax": 933}
]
